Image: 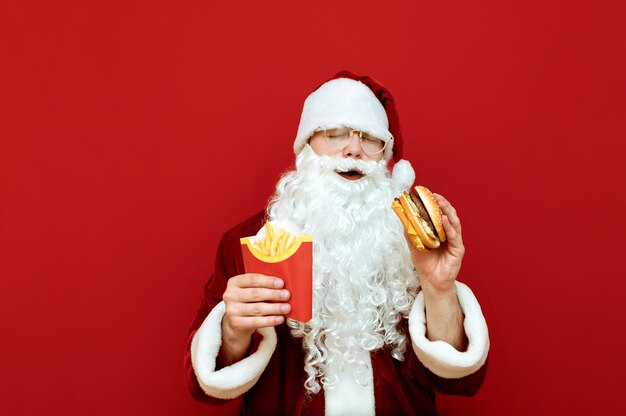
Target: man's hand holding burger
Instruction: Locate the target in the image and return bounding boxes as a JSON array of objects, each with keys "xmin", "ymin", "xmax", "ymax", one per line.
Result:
[
  {"xmin": 409, "ymin": 193, "xmax": 464, "ymax": 292},
  {"xmin": 392, "ymin": 187, "xmax": 467, "ymax": 351}
]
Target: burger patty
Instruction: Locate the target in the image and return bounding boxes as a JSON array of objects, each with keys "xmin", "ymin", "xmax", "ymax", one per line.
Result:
[{"xmin": 410, "ymin": 192, "xmax": 438, "ymax": 238}]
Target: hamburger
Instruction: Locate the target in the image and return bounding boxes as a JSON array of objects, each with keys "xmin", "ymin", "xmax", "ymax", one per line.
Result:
[{"xmin": 391, "ymin": 186, "xmax": 447, "ymax": 251}]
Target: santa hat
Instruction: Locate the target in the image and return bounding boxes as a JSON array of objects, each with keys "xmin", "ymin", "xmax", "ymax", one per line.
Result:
[{"xmin": 294, "ymin": 70, "xmax": 415, "ymax": 190}]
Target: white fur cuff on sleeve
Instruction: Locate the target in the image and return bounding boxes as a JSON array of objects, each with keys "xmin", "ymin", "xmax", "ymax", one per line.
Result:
[
  {"xmin": 190, "ymin": 301, "xmax": 277, "ymax": 399},
  {"xmin": 409, "ymin": 281, "xmax": 489, "ymax": 379}
]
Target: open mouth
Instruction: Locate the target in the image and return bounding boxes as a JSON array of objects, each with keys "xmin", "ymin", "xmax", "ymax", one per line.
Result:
[{"xmin": 336, "ymin": 169, "xmax": 365, "ymax": 181}]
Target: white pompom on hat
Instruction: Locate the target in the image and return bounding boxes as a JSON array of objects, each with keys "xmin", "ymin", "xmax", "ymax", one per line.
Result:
[
  {"xmin": 391, "ymin": 159, "xmax": 415, "ymax": 191},
  {"xmin": 294, "ymin": 70, "xmax": 415, "ymax": 190}
]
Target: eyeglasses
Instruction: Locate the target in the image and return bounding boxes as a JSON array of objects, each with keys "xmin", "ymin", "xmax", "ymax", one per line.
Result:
[{"xmin": 316, "ymin": 126, "xmax": 388, "ymax": 155}]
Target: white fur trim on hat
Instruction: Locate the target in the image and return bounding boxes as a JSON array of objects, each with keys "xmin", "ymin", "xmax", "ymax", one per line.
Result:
[
  {"xmin": 190, "ymin": 301, "xmax": 277, "ymax": 399},
  {"xmin": 409, "ymin": 281, "xmax": 489, "ymax": 378},
  {"xmin": 294, "ymin": 78, "xmax": 394, "ymax": 160},
  {"xmin": 391, "ymin": 159, "xmax": 415, "ymax": 191}
]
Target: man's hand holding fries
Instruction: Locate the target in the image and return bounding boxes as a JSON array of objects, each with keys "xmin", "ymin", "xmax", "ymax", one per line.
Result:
[
  {"xmin": 219, "ymin": 222, "xmax": 298, "ymax": 366},
  {"xmin": 219, "ymin": 273, "xmax": 291, "ymax": 367}
]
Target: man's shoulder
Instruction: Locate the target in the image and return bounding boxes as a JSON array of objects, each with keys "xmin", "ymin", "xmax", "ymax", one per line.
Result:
[
  {"xmin": 220, "ymin": 210, "xmax": 267, "ymax": 242},
  {"xmin": 210, "ymin": 210, "xmax": 266, "ymax": 278}
]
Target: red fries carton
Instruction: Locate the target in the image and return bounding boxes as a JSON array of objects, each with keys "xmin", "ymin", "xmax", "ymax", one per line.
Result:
[{"xmin": 240, "ymin": 221, "xmax": 313, "ymax": 322}]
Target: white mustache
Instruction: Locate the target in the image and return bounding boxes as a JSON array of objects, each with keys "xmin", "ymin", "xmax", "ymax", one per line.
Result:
[
  {"xmin": 320, "ymin": 155, "xmax": 384, "ymax": 176},
  {"xmin": 297, "ymin": 145, "xmax": 386, "ymax": 176}
]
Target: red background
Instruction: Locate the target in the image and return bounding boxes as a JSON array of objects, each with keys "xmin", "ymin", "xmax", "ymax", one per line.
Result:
[{"xmin": 1, "ymin": 1, "xmax": 625, "ymax": 415}]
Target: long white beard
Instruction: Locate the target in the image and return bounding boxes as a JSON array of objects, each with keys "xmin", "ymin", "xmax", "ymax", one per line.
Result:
[{"xmin": 267, "ymin": 145, "xmax": 419, "ymax": 395}]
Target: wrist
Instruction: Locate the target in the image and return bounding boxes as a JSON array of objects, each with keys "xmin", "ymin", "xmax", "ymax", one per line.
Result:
[
  {"xmin": 419, "ymin": 277, "xmax": 457, "ymax": 299},
  {"xmin": 219, "ymin": 317, "xmax": 253, "ymax": 367},
  {"xmin": 221, "ymin": 317, "xmax": 253, "ymax": 350}
]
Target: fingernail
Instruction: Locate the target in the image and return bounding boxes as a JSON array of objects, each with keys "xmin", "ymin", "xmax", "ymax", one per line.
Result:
[
  {"xmin": 274, "ymin": 278, "xmax": 284, "ymax": 288},
  {"xmin": 280, "ymin": 304, "xmax": 291, "ymax": 313},
  {"xmin": 280, "ymin": 290, "xmax": 290, "ymax": 300},
  {"xmin": 275, "ymin": 316, "xmax": 285, "ymax": 325}
]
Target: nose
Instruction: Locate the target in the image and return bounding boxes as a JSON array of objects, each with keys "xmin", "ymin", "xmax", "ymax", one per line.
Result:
[{"xmin": 342, "ymin": 132, "xmax": 364, "ymax": 159}]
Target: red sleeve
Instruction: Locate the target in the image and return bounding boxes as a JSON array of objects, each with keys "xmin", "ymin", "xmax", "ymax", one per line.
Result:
[
  {"xmin": 402, "ymin": 329, "xmax": 489, "ymax": 397},
  {"xmin": 417, "ymin": 357, "xmax": 488, "ymax": 397},
  {"xmin": 183, "ymin": 211, "xmax": 265, "ymax": 406}
]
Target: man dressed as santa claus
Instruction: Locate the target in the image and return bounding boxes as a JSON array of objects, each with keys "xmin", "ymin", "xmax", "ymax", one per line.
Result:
[{"xmin": 185, "ymin": 71, "xmax": 489, "ymax": 415}]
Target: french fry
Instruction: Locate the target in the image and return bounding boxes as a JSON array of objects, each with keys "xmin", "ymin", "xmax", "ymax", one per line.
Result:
[
  {"xmin": 253, "ymin": 240, "xmax": 261, "ymax": 254},
  {"xmin": 260, "ymin": 239, "xmax": 267, "ymax": 256},
  {"xmin": 265, "ymin": 222, "xmax": 274, "ymax": 241},
  {"xmin": 270, "ymin": 228, "xmax": 280, "ymax": 256},
  {"xmin": 285, "ymin": 233, "xmax": 296, "ymax": 252}
]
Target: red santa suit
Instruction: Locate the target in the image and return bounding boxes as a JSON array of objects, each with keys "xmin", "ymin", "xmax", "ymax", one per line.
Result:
[{"xmin": 184, "ymin": 211, "xmax": 490, "ymax": 415}]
